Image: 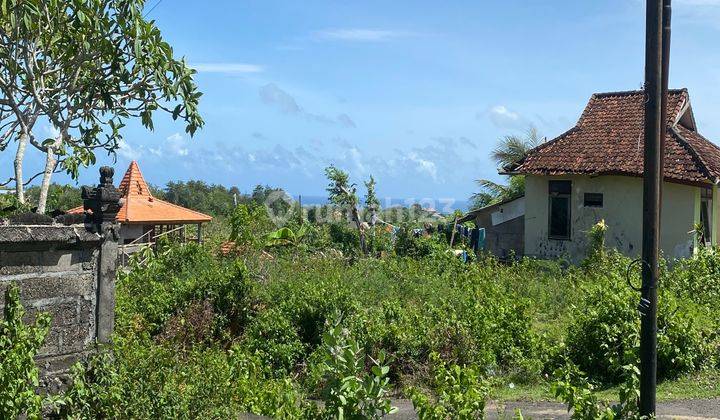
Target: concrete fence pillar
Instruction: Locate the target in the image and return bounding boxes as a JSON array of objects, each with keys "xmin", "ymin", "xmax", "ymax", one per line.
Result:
[{"xmin": 81, "ymin": 166, "xmax": 122, "ymax": 344}]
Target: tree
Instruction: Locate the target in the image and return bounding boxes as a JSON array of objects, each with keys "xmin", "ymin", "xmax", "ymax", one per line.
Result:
[
  {"xmin": 364, "ymin": 175, "xmax": 380, "ymax": 226},
  {"xmin": 471, "ymin": 127, "xmax": 542, "ymax": 209},
  {"xmin": 325, "ymin": 165, "xmax": 366, "ymax": 254},
  {"xmin": 0, "ymin": 0, "xmax": 204, "ymax": 213},
  {"xmin": 26, "ymin": 183, "xmax": 82, "ymax": 211}
]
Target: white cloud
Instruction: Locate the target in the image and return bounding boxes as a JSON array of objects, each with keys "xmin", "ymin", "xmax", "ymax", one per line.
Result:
[
  {"xmin": 314, "ymin": 28, "xmax": 413, "ymax": 42},
  {"xmin": 191, "ymin": 63, "xmax": 264, "ymax": 74},
  {"xmin": 117, "ymin": 140, "xmax": 142, "ymax": 160},
  {"xmin": 482, "ymin": 105, "xmax": 530, "ymax": 130},
  {"xmin": 165, "ymin": 133, "xmax": 189, "ymax": 156},
  {"xmin": 259, "ymin": 83, "xmax": 356, "ymax": 128},
  {"xmin": 406, "ymin": 152, "xmax": 438, "ymax": 180}
]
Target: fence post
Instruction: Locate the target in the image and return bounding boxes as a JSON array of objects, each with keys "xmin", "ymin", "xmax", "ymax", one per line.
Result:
[{"xmin": 82, "ymin": 166, "xmax": 122, "ymax": 344}]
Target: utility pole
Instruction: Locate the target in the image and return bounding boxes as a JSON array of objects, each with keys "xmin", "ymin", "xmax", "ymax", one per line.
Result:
[{"xmin": 640, "ymin": 0, "xmax": 670, "ymax": 416}]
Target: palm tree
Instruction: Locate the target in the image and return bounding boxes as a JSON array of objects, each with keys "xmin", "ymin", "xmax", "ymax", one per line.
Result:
[{"xmin": 471, "ymin": 127, "xmax": 542, "ymax": 209}]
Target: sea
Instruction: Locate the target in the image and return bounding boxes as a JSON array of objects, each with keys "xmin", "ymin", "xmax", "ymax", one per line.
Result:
[{"xmin": 294, "ymin": 195, "xmax": 470, "ymax": 214}]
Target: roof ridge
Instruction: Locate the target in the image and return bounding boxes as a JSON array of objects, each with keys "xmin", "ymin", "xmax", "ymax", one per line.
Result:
[
  {"xmin": 503, "ymin": 126, "xmax": 580, "ymax": 173},
  {"xmin": 593, "ymin": 88, "xmax": 687, "ymax": 98},
  {"xmin": 669, "ymin": 126, "xmax": 716, "ymax": 182}
]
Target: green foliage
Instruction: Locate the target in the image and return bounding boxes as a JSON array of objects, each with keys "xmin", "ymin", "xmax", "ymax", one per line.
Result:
[
  {"xmin": 667, "ymin": 246, "xmax": 720, "ymax": 306},
  {"xmin": 326, "ymin": 166, "xmax": 358, "ymax": 208},
  {"xmin": 25, "ymin": 183, "xmax": 82, "ymax": 212},
  {"xmin": 564, "ymin": 256, "xmax": 715, "ymax": 383},
  {"xmin": 266, "ymin": 225, "xmax": 308, "ymax": 248},
  {"xmin": 9, "ymin": 220, "xmax": 717, "ymax": 417},
  {"xmin": 315, "ymin": 323, "xmax": 396, "ymax": 419},
  {"xmin": 56, "ymin": 340, "xmax": 308, "ymax": 419},
  {"xmin": 162, "ymin": 182, "xmax": 291, "ymax": 218},
  {"xmin": 393, "ymin": 226, "xmax": 447, "ymax": 258},
  {"xmin": 408, "ymin": 353, "xmax": 489, "ymax": 420},
  {"xmin": 116, "ymin": 243, "xmax": 254, "ymax": 337},
  {"xmin": 0, "ymin": 191, "xmax": 32, "ymax": 217},
  {"xmin": 552, "ymin": 362, "xmax": 643, "ymax": 420},
  {"xmin": 364, "ymin": 175, "xmax": 381, "ymax": 223},
  {"xmin": 0, "ymin": 284, "xmax": 51, "ymax": 419},
  {"xmin": 229, "ymin": 203, "xmax": 274, "ymax": 248},
  {"xmin": 242, "ymin": 308, "xmax": 306, "ymax": 374},
  {"xmin": 585, "ymin": 219, "xmax": 608, "ymax": 263},
  {"xmin": 1, "ymin": 0, "xmax": 204, "ymax": 211}
]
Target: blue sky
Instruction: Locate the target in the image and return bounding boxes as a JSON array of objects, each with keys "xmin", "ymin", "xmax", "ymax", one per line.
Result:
[{"xmin": 3, "ymin": 0, "xmax": 720, "ymax": 203}]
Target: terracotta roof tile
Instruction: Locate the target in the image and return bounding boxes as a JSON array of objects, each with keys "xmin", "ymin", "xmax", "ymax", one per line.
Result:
[
  {"xmin": 509, "ymin": 89, "xmax": 720, "ymax": 185},
  {"xmin": 69, "ymin": 161, "xmax": 212, "ymax": 224}
]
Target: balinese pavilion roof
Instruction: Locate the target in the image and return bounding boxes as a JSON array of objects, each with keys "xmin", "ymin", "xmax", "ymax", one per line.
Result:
[
  {"xmin": 69, "ymin": 161, "xmax": 212, "ymax": 225},
  {"xmin": 505, "ymin": 89, "xmax": 720, "ymax": 186}
]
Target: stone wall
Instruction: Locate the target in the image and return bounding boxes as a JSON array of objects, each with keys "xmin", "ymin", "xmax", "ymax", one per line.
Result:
[{"xmin": 0, "ymin": 167, "xmax": 122, "ymax": 390}]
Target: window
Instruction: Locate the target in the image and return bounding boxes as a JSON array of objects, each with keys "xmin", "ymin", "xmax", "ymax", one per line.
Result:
[
  {"xmin": 548, "ymin": 180, "xmax": 571, "ymax": 240},
  {"xmin": 584, "ymin": 193, "xmax": 603, "ymax": 208},
  {"xmin": 700, "ymin": 187, "xmax": 713, "ymax": 245}
]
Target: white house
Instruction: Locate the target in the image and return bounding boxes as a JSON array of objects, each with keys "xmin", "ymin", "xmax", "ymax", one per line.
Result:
[{"xmin": 504, "ymin": 89, "xmax": 720, "ymax": 262}]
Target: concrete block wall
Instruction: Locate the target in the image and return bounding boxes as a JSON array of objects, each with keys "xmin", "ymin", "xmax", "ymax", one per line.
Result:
[{"xmin": 0, "ymin": 224, "xmax": 105, "ymax": 387}]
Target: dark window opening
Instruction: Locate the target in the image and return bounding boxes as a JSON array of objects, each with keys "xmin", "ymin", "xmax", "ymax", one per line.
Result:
[
  {"xmin": 548, "ymin": 180, "xmax": 571, "ymax": 240},
  {"xmin": 700, "ymin": 187, "xmax": 713, "ymax": 245},
  {"xmin": 584, "ymin": 193, "xmax": 603, "ymax": 208}
]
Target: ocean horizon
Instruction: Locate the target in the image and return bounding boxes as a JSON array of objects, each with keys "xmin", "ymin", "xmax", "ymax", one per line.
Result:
[{"xmin": 292, "ymin": 195, "xmax": 470, "ymax": 214}]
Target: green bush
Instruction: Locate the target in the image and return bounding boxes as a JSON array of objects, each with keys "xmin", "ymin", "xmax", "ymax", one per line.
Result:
[
  {"xmin": 393, "ymin": 226, "xmax": 446, "ymax": 258},
  {"xmin": 313, "ymin": 323, "xmax": 396, "ymax": 419},
  {"xmin": 57, "ymin": 339, "xmax": 308, "ymax": 419},
  {"xmin": 0, "ymin": 284, "xmax": 51, "ymax": 419},
  {"xmin": 552, "ymin": 361, "xmax": 641, "ymax": 420},
  {"xmin": 565, "ymin": 265, "xmax": 715, "ymax": 383},
  {"xmin": 242, "ymin": 308, "xmax": 306, "ymax": 375},
  {"xmin": 407, "ymin": 353, "xmax": 489, "ymax": 420},
  {"xmin": 116, "ymin": 243, "xmax": 254, "ymax": 339}
]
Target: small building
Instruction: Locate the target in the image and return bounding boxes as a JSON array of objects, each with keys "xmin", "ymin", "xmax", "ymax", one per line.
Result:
[
  {"xmin": 504, "ymin": 88, "xmax": 720, "ymax": 262},
  {"xmin": 459, "ymin": 196, "xmax": 525, "ymax": 260},
  {"xmin": 70, "ymin": 161, "xmax": 212, "ymax": 246}
]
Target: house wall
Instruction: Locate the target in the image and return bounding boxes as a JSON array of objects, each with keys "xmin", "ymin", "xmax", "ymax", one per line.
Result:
[
  {"xmin": 471, "ymin": 198, "xmax": 525, "ymax": 260},
  {"xmin": 524, "ymin": 174, "xmax": 699, "ymax": 262},
  {"xmin": 119, "ymin": 224, "xmax": 145, "ymax": 243}
]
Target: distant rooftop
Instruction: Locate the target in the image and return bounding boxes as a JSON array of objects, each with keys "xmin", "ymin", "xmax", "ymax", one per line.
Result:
[{"xmin": 70, "ymin": 161, "xmax": 212, "ymax": 225}]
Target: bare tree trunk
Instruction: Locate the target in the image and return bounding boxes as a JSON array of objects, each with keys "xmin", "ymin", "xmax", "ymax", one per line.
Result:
[
  {"xmin": 14, "ymin": 133, "xmax": 27, "ymax": 203},
  {"xmin": 36, "ymin": 144, "xmax": 58, "ymax": 214},
  {"xmin": 351, "ymin": 206, "xmax": 367, "ymax": 254}
]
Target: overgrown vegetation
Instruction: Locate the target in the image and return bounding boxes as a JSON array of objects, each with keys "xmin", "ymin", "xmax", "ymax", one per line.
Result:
[{"xmin": 3, "ymin": 206, "xmax": 720, "ymax": 418}]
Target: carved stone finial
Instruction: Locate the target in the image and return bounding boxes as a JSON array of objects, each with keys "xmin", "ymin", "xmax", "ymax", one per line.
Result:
[
  {"xmin": 82, "ymin": 167, "xmax": 123, "ymax": 228},
  {"xmin": 99, "ymin": 166, "xmax": 115, "ymax": 187}
]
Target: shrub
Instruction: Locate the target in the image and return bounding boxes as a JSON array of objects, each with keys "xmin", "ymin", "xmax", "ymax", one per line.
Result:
[
  {"xmin": 242, "ymin": 308, "xmax": 306, "ymax": 375},
  {"xmin": 229, "ymin": 203, "xmax": 274, "ymax": 248},
  {"xmin": 407, "ymin": 353, "xmax": 489, "ymax": 420},
  {"xmin": 56, "ymin": 339, "xmax": 308, "ymax": 419},
  {"xmin": 0, "ymin": 284, "xmax": 51, "ymax": 419},
  {"xmin": 328, "ymin": 222, "xmax": 360, "ymax": 255},
  {"xmin": 394, "ymin": 227, "xmax": 446, "ymax": 258},
  {"xmin": 314, "ymin": 323, "xmax": 396, "ymax": 419},
  {"xmin": 565, "ymin": 269, "xmax": 715, "ymax": 383},
  {"xmin": 117, "ymin": 244, "xmax": 254, "ymax": 339},
  {"xmin": 552, "ymin": 361, "xmax": 641, "ymax": 420}
]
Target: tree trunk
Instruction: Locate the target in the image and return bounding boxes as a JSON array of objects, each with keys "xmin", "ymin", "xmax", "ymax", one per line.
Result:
[
  {"xmin": 36, "ymin": 145, "xmax": 58, "ymax": 214},
  {"xmin": 14, "ymin": 133, "xmax": 27, "ymax": 203},
  {"xmin": 351, "ymin": 206, "xmax": 367, "ymax": 254}
]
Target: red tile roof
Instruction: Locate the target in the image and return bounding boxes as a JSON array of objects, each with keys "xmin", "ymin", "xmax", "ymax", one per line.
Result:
[
  {"xmin": 69, "ymin": 161, "xmax": 212, "ymax": 224},
  {"xmin": 507, "ymin": 89, "xmax": 720, "ymax": 185}
]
